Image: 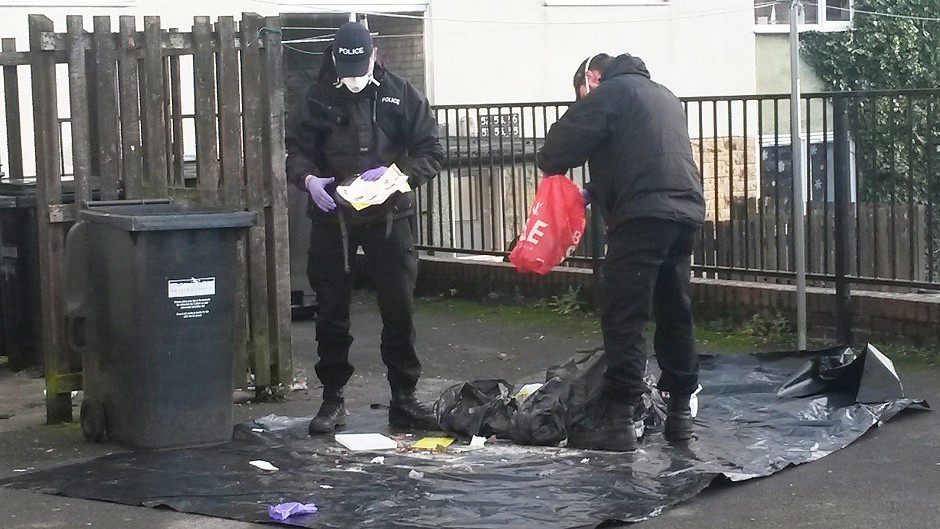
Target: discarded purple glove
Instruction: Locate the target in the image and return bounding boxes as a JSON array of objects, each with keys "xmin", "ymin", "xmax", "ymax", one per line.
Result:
[
  {"xmin": 580, "ymin": 187, "xmax": 592, "ymax": 206},
  {"xmin": 359, "ymin": 165, "xmax": 388, "ymax": 182},
  {"xmin": 268, "ymin": 502, "xmax": 318, "ymax": 521}
]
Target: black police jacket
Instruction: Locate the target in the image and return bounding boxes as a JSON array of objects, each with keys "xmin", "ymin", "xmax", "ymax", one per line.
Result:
[
  {"xmin": 286, "ymin": 48, "xmax": 443, "ymax": 224},
  {"xmin": 537, "ymin": 54, "xmax": 705, "ymax": 230}
]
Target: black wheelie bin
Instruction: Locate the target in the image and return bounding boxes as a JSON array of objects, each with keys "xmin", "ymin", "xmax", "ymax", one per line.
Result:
[{"xmin": 64, "ymin": 200, "xmax": 255, "ymax": 449}]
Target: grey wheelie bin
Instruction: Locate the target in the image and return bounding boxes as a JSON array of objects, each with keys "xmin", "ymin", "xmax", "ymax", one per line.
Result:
[
  {"xmin": 0, "ymin": 177, "xmax": 102, "ymax": 371},
  {"xmin": 64, "ymin": 200, "xmax": 255, "ymax": 449}
]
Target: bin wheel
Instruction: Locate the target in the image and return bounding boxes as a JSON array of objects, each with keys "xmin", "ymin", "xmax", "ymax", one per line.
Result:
[{"xmin": 80, "ymin": 400, "xmax": 107, "ymax": 443}]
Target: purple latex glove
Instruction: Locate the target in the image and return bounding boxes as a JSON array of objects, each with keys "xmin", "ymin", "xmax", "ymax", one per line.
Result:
[
  {"xmin": 359, "ymin": 165, "xmax": 388, "ymax": 182},
  {"xmin": 580, "ymin": 187, "xmax": 592, "ymax": 206},
  {"xmin": 305, "ymin": 175, "xmax": 336, "ymax": 212},
  {"xmin": 268, "ymin": 502, "xmax": 318, "ymax": 521}
]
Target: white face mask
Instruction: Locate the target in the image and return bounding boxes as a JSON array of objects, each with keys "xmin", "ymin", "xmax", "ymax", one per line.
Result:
[
  {"xmin": 338, "ymin": 56, "xmax": 376, "ymax": 94},
  {"xmin": 341, "ymin": 74, "xmax": 372, "ymax": 93}
]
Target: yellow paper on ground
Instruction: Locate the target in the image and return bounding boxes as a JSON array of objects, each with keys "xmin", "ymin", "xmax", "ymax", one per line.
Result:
[{"xmin": 411, "ymin": 436, "xmax": 455, "ymax": 450}]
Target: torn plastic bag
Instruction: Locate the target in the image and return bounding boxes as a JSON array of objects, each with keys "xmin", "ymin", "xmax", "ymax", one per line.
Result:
[
  {"xmin": 776, "ymin": 344, "xmax": 905, "ymax": 403},
  {"xmin": 432, "ymin": 379, "xmax": 517, "ymax": 438},
  {"xmin": 434, "ymin": 350, "xmax": 668, "ymax": 446},
  {"xmin": 776, "ymin": 346, "xmax": 862, "ymax": 398}
]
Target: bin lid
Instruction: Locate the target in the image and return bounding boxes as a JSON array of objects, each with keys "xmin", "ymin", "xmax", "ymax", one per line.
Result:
[
  {"xmin": 79, "ymin": 203, "xmax": 256, "ymax": 231},
  {"xmin": 0, "ymin": 177, "xmax": 106, "ymax": 208}
]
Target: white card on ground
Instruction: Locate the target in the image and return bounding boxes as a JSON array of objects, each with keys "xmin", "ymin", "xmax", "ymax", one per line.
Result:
[{"xmin": 334, "ymin": 433, "xmax": 399, "ymax": 451}]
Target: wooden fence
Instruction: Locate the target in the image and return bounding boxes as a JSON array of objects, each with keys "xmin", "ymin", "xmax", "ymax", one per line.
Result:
[
  {"xmin": 0, "ymin": 13, "xmax": 291, "ymax": 423},
  {"xmin": 700, "ymin": 200, "xmax": 928, "ymax": 284}
]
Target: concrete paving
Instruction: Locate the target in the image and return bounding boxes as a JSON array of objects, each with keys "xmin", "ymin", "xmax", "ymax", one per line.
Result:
[{"xmin": 1, "ymin": 291, "xmax": 937, "ymax": 529}]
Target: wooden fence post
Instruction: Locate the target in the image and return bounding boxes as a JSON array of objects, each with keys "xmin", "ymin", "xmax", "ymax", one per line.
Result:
[
  {"xmin": 215, "ymin": 16, "xmax": 250, "ymax": 386},
  {"xmin": 30, "ymin": 14, "xmax": 75, "ymax": 423},
  {"xmin": 66, "ymin": 16, "xmax": 92, "ymax": 205},
  {"xmin": 191, "ymin": 16, "xmax": 221, "ymax": 204},
  {"xmin": 140, "ymin": 16, "xmax": 168, "ymax": 196},
  {"xmin": 2, "ymin": 38, "xmax": 24, "ymax": 179},
  {"xmin": 240, "ymin": 12, "xmax": 273, "ymax": 389},
  {"xmin": 93, "ymin": 16, "xmax": 120, "ymax": 200},
  {"xmin": 261, "ymin": 15, "xmax": 293, "ymax": 385},
  {"xmin": 118, "ymin": 15, "xmax": 143, "ymax": 198}
]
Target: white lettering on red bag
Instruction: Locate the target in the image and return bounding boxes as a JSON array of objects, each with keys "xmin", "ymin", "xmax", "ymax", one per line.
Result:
[{"xmin": 524, "ymin": 220, "xmax": 549, "ymax": 245}]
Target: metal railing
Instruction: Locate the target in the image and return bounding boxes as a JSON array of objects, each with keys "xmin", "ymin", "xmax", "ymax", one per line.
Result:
[{"xmin": 419, "ymin": 89, "xmax": 940, "ymax": 295}]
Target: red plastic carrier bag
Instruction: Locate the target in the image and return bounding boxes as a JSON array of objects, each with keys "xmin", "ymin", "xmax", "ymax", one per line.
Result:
[{"xmin": 509, "ymin": 175, "xmax": 586, "ymax": 274}]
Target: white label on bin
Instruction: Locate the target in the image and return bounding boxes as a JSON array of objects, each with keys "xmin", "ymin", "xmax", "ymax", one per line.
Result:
[{"xmin": 168, "ymin": 277, "xmax": 216, "ymax": 298}]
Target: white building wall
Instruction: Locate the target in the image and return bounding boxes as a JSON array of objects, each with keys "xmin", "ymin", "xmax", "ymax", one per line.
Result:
[{"xmin": 425, "ymin": 0, "xmax": 757, "ymax": 105}]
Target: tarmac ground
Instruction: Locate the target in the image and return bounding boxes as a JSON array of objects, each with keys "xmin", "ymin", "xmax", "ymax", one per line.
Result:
[{"xmin": 1, "ymin": 291, "xmax": 937, "ymax": 528}]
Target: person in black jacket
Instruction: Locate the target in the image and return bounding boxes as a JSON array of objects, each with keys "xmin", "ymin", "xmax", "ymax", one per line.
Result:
[
  {"xmin": 286, "ymin": 22, "xmax": 444, "ymax": 435},
  {"xmin": 537, "ymin": 53, "xmax": 706, "ymax": 451}
]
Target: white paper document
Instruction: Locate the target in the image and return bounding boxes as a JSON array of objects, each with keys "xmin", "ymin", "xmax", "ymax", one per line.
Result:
[
  {"xmin": 334, "ymin": 433, "xmax": 399, "ymax": 451},
  {"xmin": 335, "ymin": 164, "xmax": 412, "ymax": 211}
]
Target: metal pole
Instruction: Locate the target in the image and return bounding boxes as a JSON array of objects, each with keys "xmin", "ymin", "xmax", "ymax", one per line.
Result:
[
  {"xmin": 790, "ymin": 0, "xmax": 808, "ymax": 350},
  {"xmin": 832, "ymin": 96, "xmax": 853, "ymax": 345}
]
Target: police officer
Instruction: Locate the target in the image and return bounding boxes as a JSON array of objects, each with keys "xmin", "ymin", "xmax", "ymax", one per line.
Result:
[
  {"xmin": 538, "ymin": 53, "xmax": 705, "ymax": 451},
  {"xmin": 286, "ymin": 22, "xmax": 444, "ymax": 434}
]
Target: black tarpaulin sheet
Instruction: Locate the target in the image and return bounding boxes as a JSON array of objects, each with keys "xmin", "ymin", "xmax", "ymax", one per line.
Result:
[{"xmin": 1, "ymin": 346, "xmax": 929, "ymax": 528}]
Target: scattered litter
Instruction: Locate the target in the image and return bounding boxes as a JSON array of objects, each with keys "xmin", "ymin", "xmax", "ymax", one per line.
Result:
[
  {"xmin": 268, "ymin": 502, "xmax": 318, "ymax": 521},
  {"xmin": 689, "ymin": 384, "xmax": 703, "ymax": 418},
  {"xmin": 408, "ymin": 470, "xmax": 424, "ymax": 480},
  {"xmin": 249, "ymin": 460, "xmax": 278, "ymax": 472},
  {"xmin": 334, "ymin": 433, "xmax": 398, "ymax": 452},
  {"xmin": 580, "ymin": 458, "xmax": 590, "ymax": 464},
  {"xmin": 470, "ymin": 436, "xmax": 487, "ymax": 448},
  {"xmin": 411, "ymin": 437, "xmax": 454, "ymax": 450},
  {"xmin": 370, "ymin": 456, "xmax": 385, "ymax": 464},
  {"xmin": 251, "ymin": 428, "xmax": 265, "ymax": 433},
  {"xmin": 319, "ymin": 485, "xmax": 333, "ymax": 489},
  {"xmin": 513, "ymin": 383, "xmax": 544, "ymax": 401},
  {"xmin": 12, "ymin": 468, "xmax": 34, "ymax": 472}
]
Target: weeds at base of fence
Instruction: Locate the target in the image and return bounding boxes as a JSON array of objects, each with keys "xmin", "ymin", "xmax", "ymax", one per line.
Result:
[{"xmin": 535, "ymin": 286, "xmax": 583, "ymax": 316}]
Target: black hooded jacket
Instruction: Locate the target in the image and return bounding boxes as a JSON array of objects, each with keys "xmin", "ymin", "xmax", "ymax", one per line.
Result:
[
  {"xmin": 286, "ymin": 46, "xmax": 444, "ymax": 224},
  {"xmin": 537, "ymin": 54, "xmax": 705, "ymax": 229}
]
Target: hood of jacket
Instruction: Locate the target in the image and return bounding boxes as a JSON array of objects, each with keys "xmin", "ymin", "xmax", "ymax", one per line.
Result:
[{"xmin": 601, "ymin": 54, "xmax": 651, "ymax": 81}]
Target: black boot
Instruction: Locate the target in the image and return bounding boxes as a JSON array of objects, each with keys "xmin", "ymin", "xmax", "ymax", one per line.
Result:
[
  {"xmin": 388, "ymin": 389, "xmax": 440, "ymax": 431},
  {"xmin": 568, "ymin": 398, "xmax": 638, "ymax": 452},
  {"xmin": 664, "ymin": 394, "xmax": 694, "ymax": 442},
  {"xmin": 308, "ymin": 387, "xmax": 348, "ymax": 435}
]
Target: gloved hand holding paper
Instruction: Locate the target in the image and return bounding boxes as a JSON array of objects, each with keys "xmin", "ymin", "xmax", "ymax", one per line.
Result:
[{"xmin": 335, "ymin": 164, "xmax": 411, "ymax": 211}]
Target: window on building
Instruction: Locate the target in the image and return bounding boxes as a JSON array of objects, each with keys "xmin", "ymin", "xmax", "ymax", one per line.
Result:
[
  {"xmin": 545, "ymin": 1, "xmax": 668, "ymax": 5},
  {"xmin": 0, "ymin": 0, "xmax": 134, "ymax": 5},
  {"xmin": 760, "ymin": 134, "xmax": 857, "ymax": 205},
  {"xmin": 754, "ymin": 0, "xmax": 852, "ymax": 31}
]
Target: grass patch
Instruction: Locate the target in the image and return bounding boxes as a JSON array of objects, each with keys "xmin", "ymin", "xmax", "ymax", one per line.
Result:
[
  {"xmin": 874, "ymin": 344, "xmax": 939, "ymax": 368},
  {"xmin": 416, "ymin": 294, "xmax": 600, "ymax": 336},
  {"xmin": 417, "ymin": 294, "xmax": 798, "ymax": 353},
  {"xmin": 416, "ymin": 293, "xmax": 938, "ymax": 365}
]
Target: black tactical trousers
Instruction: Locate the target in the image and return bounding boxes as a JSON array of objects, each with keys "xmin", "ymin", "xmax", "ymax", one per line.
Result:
[
  {"xmin": 308, "ymin": 216, "xmax": 421, "ymax": 392},
  {"xmin": 600, "ymin": 217, "xmax": 699, "ymax": 403}
]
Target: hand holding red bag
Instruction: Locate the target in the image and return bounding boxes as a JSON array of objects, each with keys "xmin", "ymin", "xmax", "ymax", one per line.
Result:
[{"xmin": 509, "ymin": 175, "xmax": 586, "ymax": 274}]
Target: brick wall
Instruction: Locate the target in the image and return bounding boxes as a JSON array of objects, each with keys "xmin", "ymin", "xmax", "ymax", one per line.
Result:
[
  {"xmin": 372, "ymin": 16, "xmax": 426, "ymax": 96},
  {"xmin": 691, "ymin": 136, "xmax": 759, "ymax": 222},
  {"xmin": 414, "ymin": 255, "xmax": 940, "ymax": 348}
]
